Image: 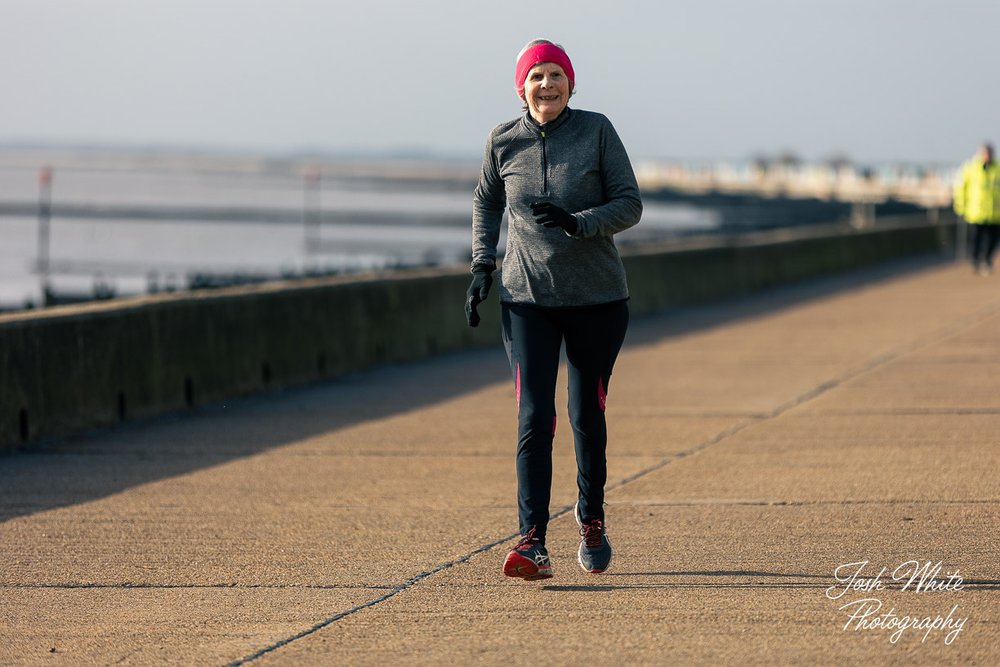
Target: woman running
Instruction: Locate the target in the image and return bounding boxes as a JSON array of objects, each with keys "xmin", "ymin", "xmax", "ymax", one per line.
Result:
[{"xmin": 466, "ymin": 38, "xmax": 642, "ymax": 580}]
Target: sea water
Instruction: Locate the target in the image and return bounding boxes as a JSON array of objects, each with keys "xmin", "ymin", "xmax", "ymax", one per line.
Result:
[{"xmin": 0, "ymin": 162, "xmax": 718, "ymax": 309}]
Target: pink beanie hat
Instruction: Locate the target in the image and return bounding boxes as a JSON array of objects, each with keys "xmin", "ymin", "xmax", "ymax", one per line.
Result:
[{"xmin": 515, "ymin": 42, "xmax": 575, "ymax": 98}]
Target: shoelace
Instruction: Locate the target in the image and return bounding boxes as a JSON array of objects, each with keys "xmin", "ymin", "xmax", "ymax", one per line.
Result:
[
  {"xmin": 580, "ymin": 520, "xmax": 604, "ymax": 548},
  {"xmin": 514, "ymin": 526, "xmax": 541, "ymax": 551}
]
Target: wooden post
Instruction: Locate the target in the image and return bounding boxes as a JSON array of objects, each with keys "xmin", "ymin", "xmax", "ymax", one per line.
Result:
[
  {"xmin": 37, "ymin": 166, "xmax": 53, "ymax": 304},
  {"xmin": 303, "ymin": 165, "xmax": 322, "ymax": 252}
]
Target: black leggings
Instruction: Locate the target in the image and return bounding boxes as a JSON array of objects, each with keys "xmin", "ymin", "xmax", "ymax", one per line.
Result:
[
  {"xmin": 970, "ymin": 224, "xmax": 1000, "ymax": 268},
  {"xmin": 501, "ymin": 300, "xmax": 629, "ymax": 544}
]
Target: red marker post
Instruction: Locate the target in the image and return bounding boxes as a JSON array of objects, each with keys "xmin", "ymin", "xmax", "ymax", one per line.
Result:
[{"xmin": 37, "ymin": 166, "xmax": 53, "ymax": 303}]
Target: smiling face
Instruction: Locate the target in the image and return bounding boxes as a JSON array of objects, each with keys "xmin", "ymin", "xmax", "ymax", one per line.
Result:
[{"xmin": 522, "ymin": 62, "xmax": 570, "ymax": 124}]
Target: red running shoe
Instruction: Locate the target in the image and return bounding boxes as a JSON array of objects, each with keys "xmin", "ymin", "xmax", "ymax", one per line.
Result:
[{"xmin": 502, "ymin": 527, "xmax": 553, "ymax": 580}]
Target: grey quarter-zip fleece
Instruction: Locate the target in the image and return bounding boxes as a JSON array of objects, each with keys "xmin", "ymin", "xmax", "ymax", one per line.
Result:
[{"xmin": 471, "ymin": 107, "xmax": 643, "ymax": 308}]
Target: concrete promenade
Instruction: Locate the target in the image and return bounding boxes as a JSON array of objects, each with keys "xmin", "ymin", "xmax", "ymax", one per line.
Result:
[{"xmin": 1, "ymin": 257, "xmax": 998, "ymax": 666}]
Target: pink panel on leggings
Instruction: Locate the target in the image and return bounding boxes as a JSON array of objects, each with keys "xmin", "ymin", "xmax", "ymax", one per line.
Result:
[
  {"xmin": 598, "ymin": 377, "xmax": 607, "ymax": 412},
  {"xmin": 515, "ymin": 363, "xmax": 521, "ymax": 410}
]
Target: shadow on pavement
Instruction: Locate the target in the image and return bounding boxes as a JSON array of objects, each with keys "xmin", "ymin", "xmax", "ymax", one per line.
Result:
[
  {"xmin": 604, "ymin": 570, "xmax": 830, "ymax": 578},
  {"xmin": 545, "ymin": 571, "xmax": 1000, "ymax": 592},
  {"xmin": 0, "ymin": 255, "xmax": 952, "ymax": 525}
]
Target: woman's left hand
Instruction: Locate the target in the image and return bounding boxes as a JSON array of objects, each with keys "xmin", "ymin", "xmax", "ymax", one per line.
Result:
[{"xmin": 530, "ymin": 202, "xmax": 578, "ymax": 236}]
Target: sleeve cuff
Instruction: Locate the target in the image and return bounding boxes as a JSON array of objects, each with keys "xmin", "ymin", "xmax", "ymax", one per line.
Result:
[{"xmin": 566, "ymin": 215, "xmax": 584, "ymax": 238}]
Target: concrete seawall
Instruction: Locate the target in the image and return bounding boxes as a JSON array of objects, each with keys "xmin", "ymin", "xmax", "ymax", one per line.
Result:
[
  {"xmin": 623, "ymin": 216, "xmax": 956, "ymax": 313},
  {"xmin": 0, "ymin": 215, "xmax": 956, "ymax": 449}
]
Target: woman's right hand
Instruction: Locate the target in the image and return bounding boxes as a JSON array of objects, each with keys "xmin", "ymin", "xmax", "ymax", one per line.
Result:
[{"xmin": 465, "ymin": 271, "xmax": 494, "ymax": 327}]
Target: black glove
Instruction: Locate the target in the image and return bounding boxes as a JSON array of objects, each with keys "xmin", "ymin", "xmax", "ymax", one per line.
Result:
[
  {"xmin": 530, "ymin": 201, "xmax": 578, "ymax": 236},
  {"xmin": 465, "ymin": 270, "xmax": 493, "ymax": 328}
]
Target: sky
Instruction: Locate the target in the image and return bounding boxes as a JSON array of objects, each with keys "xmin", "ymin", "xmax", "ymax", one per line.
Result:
[{"xmin": 0, "ymin": 0, "xmax": 996, "ymax": 164}]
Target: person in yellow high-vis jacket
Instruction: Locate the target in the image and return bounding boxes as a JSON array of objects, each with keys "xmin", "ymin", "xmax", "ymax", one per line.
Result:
[{"xmin": 954, "ymin": 143, "xmax": 1000, "ymax": 274}]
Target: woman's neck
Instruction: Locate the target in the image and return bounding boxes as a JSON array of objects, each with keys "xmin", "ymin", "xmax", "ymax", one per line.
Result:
[{"xmin": 528, "ymin": 107, "xmax": 569, "ymax": 127}]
